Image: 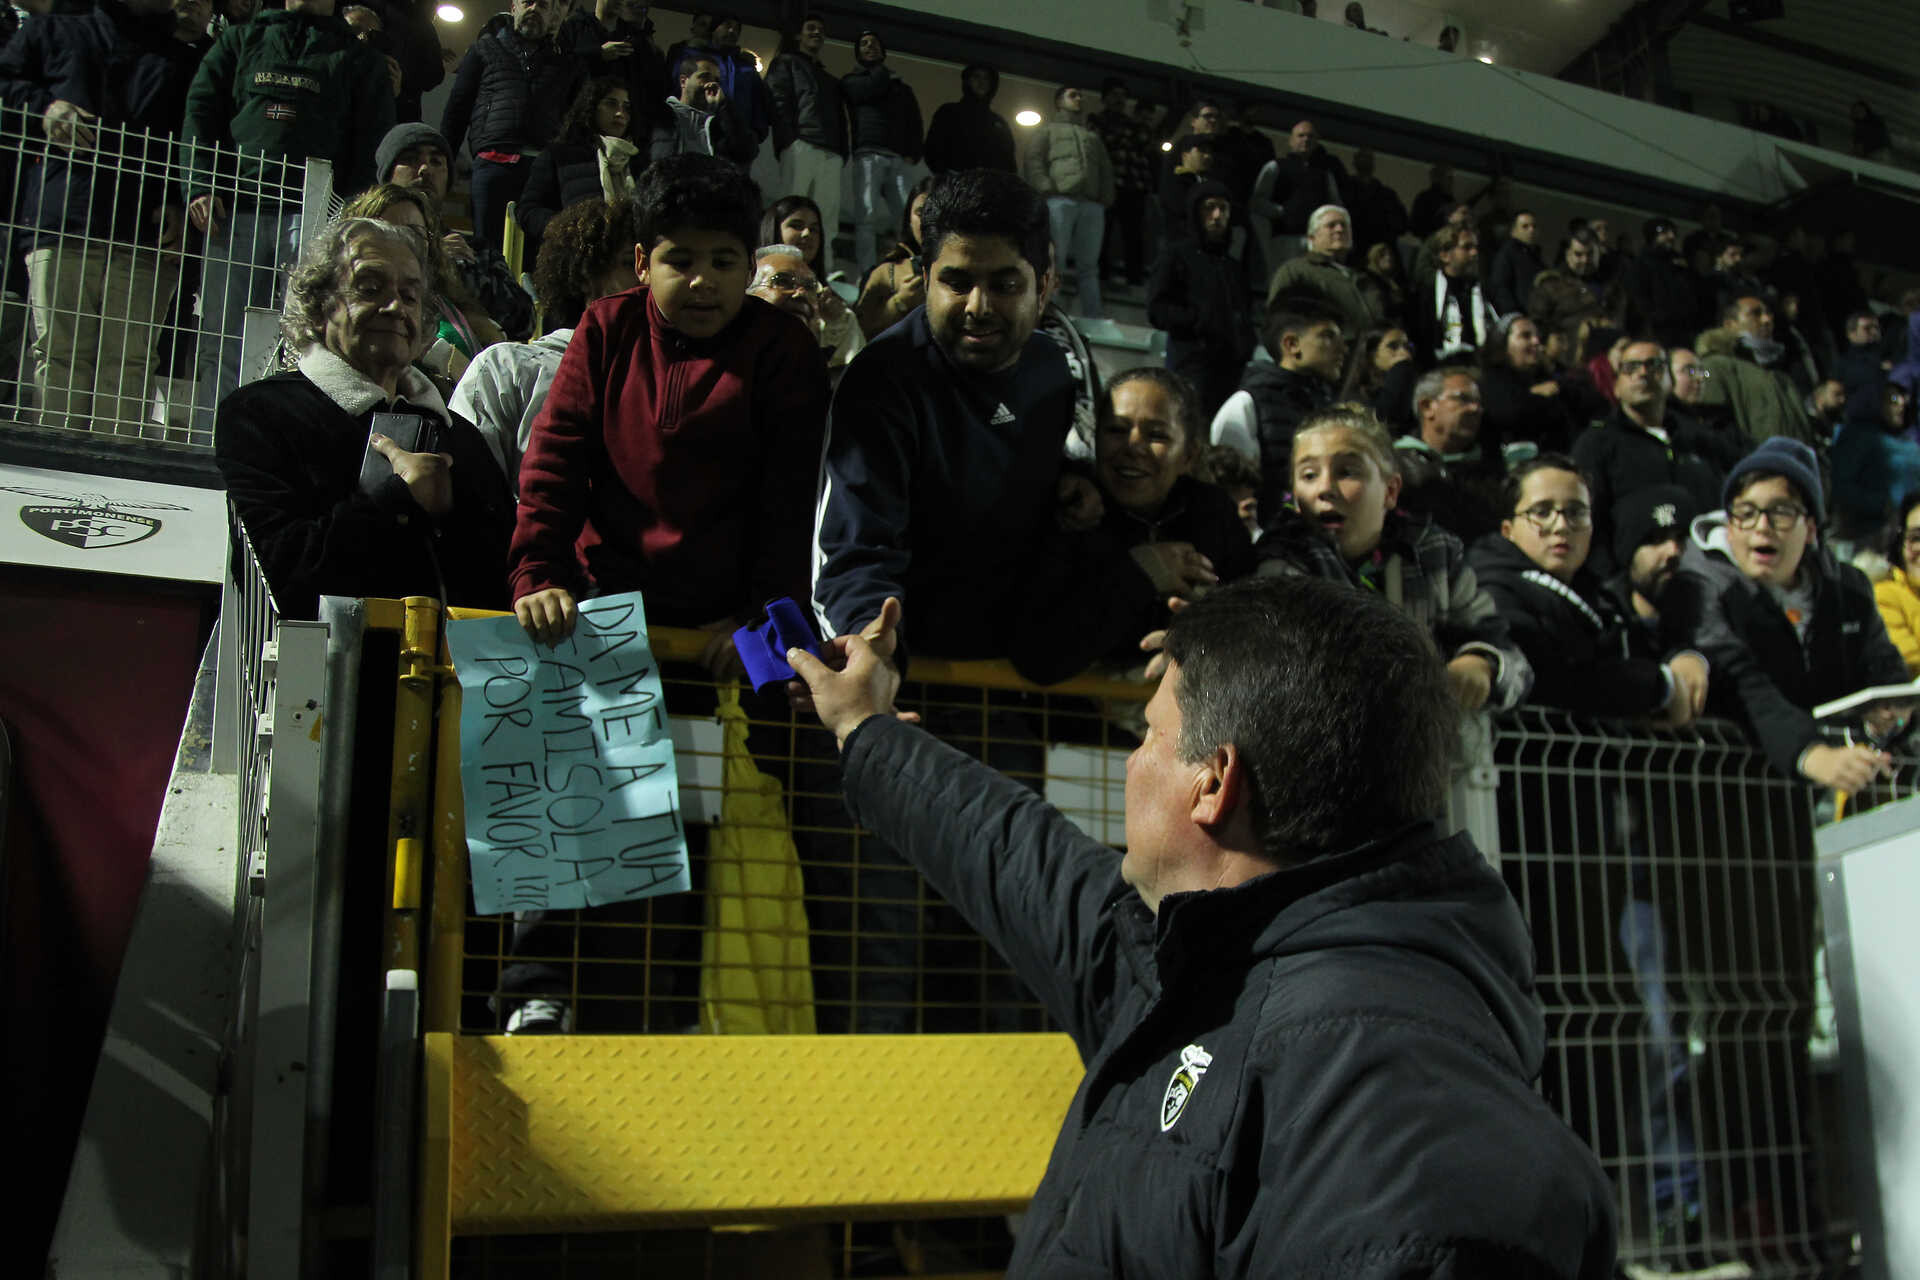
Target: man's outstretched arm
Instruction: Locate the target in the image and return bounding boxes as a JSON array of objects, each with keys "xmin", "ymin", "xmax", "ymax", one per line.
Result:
[{"xmin": 788, "ymin": 604, "xmax": 1131, "ymax": 1053}]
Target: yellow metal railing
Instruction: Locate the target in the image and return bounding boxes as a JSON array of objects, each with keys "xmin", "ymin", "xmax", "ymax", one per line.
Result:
[{"xmin": 355, "ymin": 600, "xmax": 1152, "ymax": 1277}]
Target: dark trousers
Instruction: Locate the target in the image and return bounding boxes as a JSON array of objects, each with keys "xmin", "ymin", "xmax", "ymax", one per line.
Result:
[
  {"xmin": 1102, "ymin": 189, "xmax": 1148, "ymax": 285},
  {"xmin": 468, "ymin": 153, "xmax": 532, "ymax": 253}
]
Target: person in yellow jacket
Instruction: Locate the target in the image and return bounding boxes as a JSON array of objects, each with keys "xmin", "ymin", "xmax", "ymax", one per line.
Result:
[{"xmin": 1872, "ymin": 490, "xmax": 1920, "ymax": 676}]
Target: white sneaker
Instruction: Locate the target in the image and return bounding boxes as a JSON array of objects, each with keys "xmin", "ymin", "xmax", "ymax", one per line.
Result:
[{"xmin": 505, "ymin": 997, "xmax": 573, "ymax": 1035}]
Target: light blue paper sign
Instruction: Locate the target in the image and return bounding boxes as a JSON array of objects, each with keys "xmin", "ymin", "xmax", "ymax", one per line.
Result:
[{"xmin": 445, "ymin": 592, "xmax": 689, "ymax": 915}]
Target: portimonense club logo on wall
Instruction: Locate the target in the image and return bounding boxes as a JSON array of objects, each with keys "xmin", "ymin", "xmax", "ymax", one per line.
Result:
[{"xmin": 3, "ymin": 485, "xmax": 190, "ymax": 551}]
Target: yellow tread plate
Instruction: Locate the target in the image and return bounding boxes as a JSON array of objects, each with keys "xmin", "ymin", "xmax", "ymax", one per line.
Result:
[{"xmin": 444, "ymin": 1033, "xmax": 1082, "ymax": 1234}]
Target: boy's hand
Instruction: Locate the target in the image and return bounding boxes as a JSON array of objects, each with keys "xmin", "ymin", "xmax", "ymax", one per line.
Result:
[
  {"xmin": 516, "ymin": 587, "xmax": 577, "ymax": 647},
  {"xmin": 1801, "ymin": 742, "xmax": 1892, "ymax": 793}
]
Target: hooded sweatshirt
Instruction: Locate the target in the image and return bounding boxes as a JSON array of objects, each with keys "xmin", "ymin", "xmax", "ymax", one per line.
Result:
[
  {"xmin": 922, "ymin": 61, "xmax": 1014, "ymax": 173},
  {"xmin": 1147, "ymin": 180, "xmax": 1259, "ymax": 376}
]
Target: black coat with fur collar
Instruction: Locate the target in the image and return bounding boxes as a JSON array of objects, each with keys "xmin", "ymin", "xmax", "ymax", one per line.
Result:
[{"xmin": 217, "ymin": 362, "xmax": 514, "ymax": 619}]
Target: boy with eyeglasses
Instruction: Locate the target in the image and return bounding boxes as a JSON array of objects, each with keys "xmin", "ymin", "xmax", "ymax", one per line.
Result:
[
  {"xmin": 1470, "ymin": 455, "xmax": 1709, "ymax": 723},
  {"xmin": 1668, "ymin": 437, "xmax": 1909, "ymax": 790}
]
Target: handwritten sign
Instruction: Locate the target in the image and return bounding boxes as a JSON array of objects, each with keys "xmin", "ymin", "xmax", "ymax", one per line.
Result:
[{"xmin": 445, "ymin": 592, "xmax": 689, "ymax": 915}]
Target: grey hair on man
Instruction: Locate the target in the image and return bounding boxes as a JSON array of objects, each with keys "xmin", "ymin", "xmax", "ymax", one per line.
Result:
[
  {"xmin": 280, "ymin": 216, "xmax": 432, "ymax": 350},
  {"xmin": 751, "ymin": 242, "xmax": 810, "ymax": 280},
  {"xmin": 1411, "ymin": 364, "xmax": 1479, "ymax": 417},
  {"xmin": 1306, "ymin": 204, "xmax": 1349, "ymax": 238}
]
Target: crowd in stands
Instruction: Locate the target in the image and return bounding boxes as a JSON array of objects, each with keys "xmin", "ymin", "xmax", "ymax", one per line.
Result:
[{"xmin": 5, "ymin": 3, "xmax": 1919, "ymax": 1263}]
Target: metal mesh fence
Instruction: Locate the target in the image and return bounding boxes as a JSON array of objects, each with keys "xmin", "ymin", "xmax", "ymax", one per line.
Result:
[
  {"xmin": 0, "ymin": 104, "xmax": 326, "ymax": 448},
  {"xmin": 453, "ymin": 658, "xmax": 1145, "ymax": 1040},
  {"xmin": 431, "ymin": 649, "xmax": 1891, "ymax": 1276}
]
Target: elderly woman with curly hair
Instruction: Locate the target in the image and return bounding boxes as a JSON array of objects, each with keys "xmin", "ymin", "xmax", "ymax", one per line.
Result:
[{"xmin": 214, "ymin": 216, "xmax": 514, "ymax": 618}]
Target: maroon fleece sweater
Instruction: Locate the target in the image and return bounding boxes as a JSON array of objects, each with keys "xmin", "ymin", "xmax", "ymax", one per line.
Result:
[{"xmin": 508, "ymin": 289, "xmax": 830, "ymax": 625}]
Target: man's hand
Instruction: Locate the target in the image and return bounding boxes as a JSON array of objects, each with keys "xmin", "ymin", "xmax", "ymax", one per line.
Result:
[
  {"xmin": 700, "ymin": 80, "xmax": 728, "ymax": 109},
  {"xmin": 188, "ymin": 193, "xmax": 227, "ymax": 235},
  {"xmin": 601, "ymin": 39, "xmax": 634, "ymax": 59},
  {"xmin": 1057, "ymin": 473, "xmax": 1104, "ymax": 532},
  {"xmin": 151, "ymin": 203, "xmax": 185, "ymax": 250},
  {"xmin": 43, "ymin": 99, "xmax": 97, "ymax": 150},
  {"xmin": 1129, "ymin": 541, "xmax": 1217, "ymax": 599},
  {"xmin": 1445, "ymin": 653, "xmax": 1494, "ymax": 711},
  {"xmin": 442, "ymin": 231, "xmax": 477, "ymax": 265},
  {"xmin": 370, "ymin": 433, "xmax": 455, "ymax": 515},
  {"xmin": 516, "ymin": 587, "xmax": 578, "ymax": 646},
  {"xmin": 1801, "ymin": 742, "xmax": 1892, "ymax": 793},
  {"xmin": 384, "ymin": 54, "xmax": 404, "ymax": 97},
  {"xmin": 1663, "ymin": 652, "xmax": 1709, "ymax": 726},
  {"xmin": 1137, "ymin": 595, "xmax": 1191, "ymax": 680},
  {"xmin": 786, "ymin": 596, "xmax": 918, "ymax": 748},
  {"xmin": 1528, "ymin": 380, "xmax": 1561, "ymax": 398}
]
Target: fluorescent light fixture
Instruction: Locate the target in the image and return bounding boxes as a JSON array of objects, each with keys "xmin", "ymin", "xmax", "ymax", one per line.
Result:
[
  {"xmin": 1015, "ymin": 110, "xmax": 1043, "ymax": 127},
  {"xmin": 435, "ymin": 3, "xmax": 463, "ymax": 20}
]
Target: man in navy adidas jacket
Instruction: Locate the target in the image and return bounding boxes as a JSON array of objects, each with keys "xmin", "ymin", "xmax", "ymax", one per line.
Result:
[{"xmin": 812, "ymin": 167, "xmax": 1090, "ymax": 670}]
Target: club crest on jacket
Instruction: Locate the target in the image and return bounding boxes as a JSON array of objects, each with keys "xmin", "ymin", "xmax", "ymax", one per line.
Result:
[{"xmin": 1160, "ymin": 1042, "xmax": 1213, "ymax": 1132}]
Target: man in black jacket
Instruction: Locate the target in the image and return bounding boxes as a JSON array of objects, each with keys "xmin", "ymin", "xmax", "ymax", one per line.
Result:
[
  {"xmin": 1572, "ymin": 337, "xmax": 1727, "ymax": 577},
  {"xmin": 922, "ymin": 62, "xmax": 1015, "ymax": 176},
  {"xmin": 765, "ymin": 12, "xmax": 845, "ymax": 271},
  {"xmin": 441, "ymin": 0, "xmax": 579, "ymax": 250},
  {"xmin": 1486, "ymin": 209, "xmax": 1543, "ymax": 317},
  {"xmin": 0, "ymin": 0, "xmax": 205, "ymax": 430},
  {"xmin": 1621, "ymin": 218, "xmax": 1700, "ymax": 352},
  {"xmin": 788, "ymin": 574, "xmax": 1618, "ymax": 1278},
  {"xmin": 841, "ymin": 28, "xmax": 921, "ymax": 279},
  {"xmin": 1147, "ymin": 180, "xmax": 1260, "ymax": 420}
]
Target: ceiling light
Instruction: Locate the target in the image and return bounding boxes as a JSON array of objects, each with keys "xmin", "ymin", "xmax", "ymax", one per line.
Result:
[
  {"xmin": 1477, "ymin": 54, "xmax": 1494, "ymax": 63},
  {"xmin": 1015, "ymin": 110, "xmax": 1042, "ymax": 127},
  {"xmin": 435, "ymin": 3, "xmax": 463, "ymax": 20},
  {"xmin": 1161, "ymin": 140, "xmax": 1173, "ymax": 152}
]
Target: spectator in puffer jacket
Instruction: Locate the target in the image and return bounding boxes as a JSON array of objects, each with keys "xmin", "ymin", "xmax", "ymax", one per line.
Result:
[
  {"xmin": 182, "ymin": 0, "xmax": 394, "ymax": 430},
  {"xmin": 1022, "ymin": 85, "xmax": 1114, "ymax": 321},
  {"xmin": 764, "ymin": 12, "xmax": 846, "ymax": 272},
  {"xmin": 840, "ymin": 27, "xmax": 921, "ymax": 279},
  {"xmin": 1209, "ymin": 292, "xmax": 1345, "ymax": 521},
  {"xmin": 440, "ymin": 0, "xmax": 580, "ymax": 251}
]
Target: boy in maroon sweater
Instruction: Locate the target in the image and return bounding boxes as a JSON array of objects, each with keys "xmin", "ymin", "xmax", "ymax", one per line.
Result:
[{"xmin": 511, "ymin": 154, "xmax": 830, "ymax": 650}]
